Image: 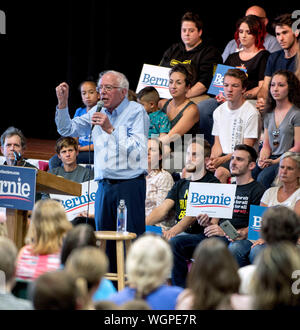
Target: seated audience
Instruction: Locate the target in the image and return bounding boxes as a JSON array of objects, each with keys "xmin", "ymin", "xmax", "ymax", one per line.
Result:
[
  {"xmin": 253, "ymin": 70, "xmax": 300, "ymax": 188},
  {"xmin": 165, "ymin": 144, "xmax": 265, "ymax": 287},
  {"xmin": 15, "ymin": 199, "xmax": 72, "ymax": 282},
  {"xmin": 257, "ymin": 13, "xmax": 300, "ymax": 110},
  {"xmin": 160, "ymin": 11, "xmax": 222, "ymax": 102},
  {"xmin": 30, "ymin": 270, "xmax": 84, "ymax": 310},
  {"xmin": 0, "ymin": 237, "xmax": 32, "ymax": 310},
  {"xmin": 60, "ymin": 224, "xmax": 116, "ymax": 301},
  {"xmin": 199, "ymin": 15, "xmax": 269, "ymax": 145},
  {"xmin": 248, "ymin": 152, "xmax": 300, "ymax": 262},
  {"xmin": 238, "ymin": 206, "xmax": 300, "ymax": 295},
  {"xmin": 108, "ymin": 234, "xmax": 183, "ymax": 310},
  {"xmin": 65, "ymin": 246, "xmax": 109, "ymax": 310},
  {"xmin": 146, "ymin": 138, "xmax": 175, "ymax": 231},
  {"xmin": 137, "ymin": 86, "xmax": 170, "ymax": 138},
  {"xmin": 222, "ymin": 5, "xmax": 281, "ymax": 62},
  {"xmin": 207, "ymin": 69, "xmax": 261, "ymax": 183},
  {"xmin": 176, "ymin": 238, "xmax": 250, "ymax": 310},
  {"xmin": 250, "ymin": 242, "xmax": 300, "ymax": 309},
  {"xmin": 49, "ymin": 80, "xmax": 100, "ymax": 169}
]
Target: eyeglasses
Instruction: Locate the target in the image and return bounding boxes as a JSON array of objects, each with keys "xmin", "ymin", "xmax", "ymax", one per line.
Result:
[
  {"xmin": 96, "ymin": 85, "xmax": 121, "ymax": 92},
  {"xmin": 272, "ymin": 129, "xmax": 280, "ymax": 146}
]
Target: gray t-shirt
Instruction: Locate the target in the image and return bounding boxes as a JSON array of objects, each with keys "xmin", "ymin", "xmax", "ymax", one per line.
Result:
[
  {"xmin": 49, "ymin": 165, "xmax": 94, "ymax": 183},
  {"xmin": 264, "ymin": 105, "xmax": 300, "ymax": 156}
]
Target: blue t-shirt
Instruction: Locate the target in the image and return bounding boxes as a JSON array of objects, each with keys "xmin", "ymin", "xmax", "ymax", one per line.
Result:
[
  {"xmin": 109, "ymin": 284, "xmax": 183, "ymax": 310},
  {"xmin": 73, "ymin": 107, "xmax": 92, "ymax": 147},
  {"xmin": 92, "ymin": 278, "xmax": 117, "ymax": 301},
  {"xmin": 264, "ymin": 50, "xmax": 296, "ymax": 77}
]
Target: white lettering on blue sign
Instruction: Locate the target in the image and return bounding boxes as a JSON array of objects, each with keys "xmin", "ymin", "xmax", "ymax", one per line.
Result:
[
  {"xmin": 213, "ymin": 73, "xmax": 224, "ymax": 86},
  {"xmin": 0, "ymin": 177, "xmax": 30, "ymax": 198}
]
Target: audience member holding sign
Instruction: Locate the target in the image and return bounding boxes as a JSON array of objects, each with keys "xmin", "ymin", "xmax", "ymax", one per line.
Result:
[
  {"xmin": 198, "ymin": 15, "xmax": 269, "ymax": 145},
  {"xmin": 168, "ymin": 144, "xmax": 265, "ymax": 287}
]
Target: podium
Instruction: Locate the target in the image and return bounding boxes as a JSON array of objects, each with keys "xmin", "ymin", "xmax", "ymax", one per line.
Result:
[{"xmin": 6, "ymin": 170, "xmax": 82, "ymax": 250}]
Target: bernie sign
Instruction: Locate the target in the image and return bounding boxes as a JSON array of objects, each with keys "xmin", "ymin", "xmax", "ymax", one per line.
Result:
[{"xmin": 0, "ymin": 165, "xmax": 36, "ymax": 211}]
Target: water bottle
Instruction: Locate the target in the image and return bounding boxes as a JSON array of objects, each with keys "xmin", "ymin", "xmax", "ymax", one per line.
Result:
[{"xmin": 117, "ymin": 199, "xmax": 127, "ymax": 233}]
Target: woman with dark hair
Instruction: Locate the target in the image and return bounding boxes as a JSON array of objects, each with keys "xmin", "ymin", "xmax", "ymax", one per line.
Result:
[
  {"xmin": 198, "ymin": 15, "xmax": 269, "ymax": 145},
  {"xmin": 160, "ymin": 64, "xmax": 200, "ymax": 172},
  {"xmin": 161, "ymin": 63, "xmax": 200, "ymax": 141},
  {"xmin": 225, "ymin": 15, "xmax": 269, "ymax": 99},
  {"xmin": 253, "ymin": 70, "xmax": 300, "ymax": 188}
]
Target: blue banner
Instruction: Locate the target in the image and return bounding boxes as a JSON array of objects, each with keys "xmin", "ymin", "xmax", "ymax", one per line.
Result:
[
  {"xmin": 248, "ymin": 205, "xmax": 268, "ymax": 241},
  {"xmin": 0, "ymin": 165, "xmax": 36, "ymax": 211}
]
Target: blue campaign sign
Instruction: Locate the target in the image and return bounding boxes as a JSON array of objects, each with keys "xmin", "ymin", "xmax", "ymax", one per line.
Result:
[
  {"xmin": 248, "ymin": 205, "xmax": 268, "ymax": 241},
  {"xmin": 0, "ymin": 165, "xmax": 36, "ymax": 211},
  {"xmin": 208, "ymin": 64, "xmax": 247, "ymax": 96}
]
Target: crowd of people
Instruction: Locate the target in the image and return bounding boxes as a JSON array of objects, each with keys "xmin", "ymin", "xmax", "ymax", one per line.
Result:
[{"xmin": 0, "ymin": 6, "xmax": 300, "ymax": 310}]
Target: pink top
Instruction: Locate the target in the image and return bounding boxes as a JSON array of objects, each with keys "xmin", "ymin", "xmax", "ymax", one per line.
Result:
[{"xmin": 15, "ymin": 245, "xmax": 61, "ymax": 281}]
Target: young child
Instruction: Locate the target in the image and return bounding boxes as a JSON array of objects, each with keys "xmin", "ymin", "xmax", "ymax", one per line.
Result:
[
  {"xmin": 137, "ymin": 86, "xmax": 170, "ymax": 138},
  {"xmin": 49, "ymin": 80, "xmax": 99, "ymax": 169}
]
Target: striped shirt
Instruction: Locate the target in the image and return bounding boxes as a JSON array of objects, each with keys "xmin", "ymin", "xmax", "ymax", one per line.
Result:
[{"xmin": 15, "ymin": 245, "xmax": 61, "ymax": 281}]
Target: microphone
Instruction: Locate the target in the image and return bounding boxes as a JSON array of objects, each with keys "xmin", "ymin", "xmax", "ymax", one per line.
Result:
[
  {"xmin": 91, "ymin": 100, "xmax": 104, "ymax": 130},
  {"xmin": 13, "ymin": 151, "xmax": 21, "ymax": 166}
]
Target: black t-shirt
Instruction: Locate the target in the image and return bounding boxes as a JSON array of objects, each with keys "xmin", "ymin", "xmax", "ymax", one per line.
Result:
[
  {"xmin": 219, "ymin": 180, "xmax": 266, "ymax": 229},
  {"xmin": 166, "ymin": 171, "xmax": 220, "ymax": 234},
  {"xmin": 160, "ymin": 41, "xmax": 223, "ymax": 89},
  {"xmin": 225, "ymin": 50, "xmax": 270, "ymax": 91}
]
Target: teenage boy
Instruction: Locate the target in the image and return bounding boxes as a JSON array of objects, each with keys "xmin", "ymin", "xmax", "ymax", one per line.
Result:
[{"xmin": 208, "ymin": 69, "xmax": 260, "ymax": 183}]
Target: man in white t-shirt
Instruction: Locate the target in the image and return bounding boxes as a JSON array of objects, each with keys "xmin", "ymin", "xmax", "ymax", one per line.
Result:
[{"xmin": 207, "ymin": 69, "xmax": 261, "ymax": 183}]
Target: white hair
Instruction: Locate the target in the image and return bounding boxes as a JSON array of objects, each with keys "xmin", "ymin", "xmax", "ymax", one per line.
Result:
[
  {"xmin": 126, "ymin": 234, "xmax": 173, "ymax": 298},
  {"xmin": 98, "ymin": 70, "xmax": 129, "ymax": 91}
]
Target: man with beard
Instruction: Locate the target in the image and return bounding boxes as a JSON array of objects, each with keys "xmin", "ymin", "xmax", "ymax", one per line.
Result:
[
  {"xmin": 257, "ymin": 13, "xmax": 300, "ymax": 110},
  {"xmin": 159, "ymin": 144, "xmax": 265, "ymax": 288}
]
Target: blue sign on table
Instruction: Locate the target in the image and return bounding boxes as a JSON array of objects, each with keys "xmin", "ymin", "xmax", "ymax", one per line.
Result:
[
  {"xmin": 248, "ymin": 205, "xmax": 268, "ymax": 241},
  {"xmin": 0, "ymin": 165, "xmax": 36, "ymax": 211}
]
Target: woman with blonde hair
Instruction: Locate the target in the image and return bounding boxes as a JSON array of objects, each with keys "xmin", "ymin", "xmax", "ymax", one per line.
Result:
[
  {"xmin": 108, "ymin": 234, "xmax": 183, "ymax": 309},
  {"xmin": 65, "ymin": 246, "xmax": 109, "ymax": 310},
  {"xmin": 15, "ymin": 199, "xmax": 72, "ymax": 281}
]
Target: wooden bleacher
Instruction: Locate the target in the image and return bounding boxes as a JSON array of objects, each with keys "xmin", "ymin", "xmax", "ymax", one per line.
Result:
[{"xmin": 23, "ymin": 138, "xmax": 56, "ymax": 161}]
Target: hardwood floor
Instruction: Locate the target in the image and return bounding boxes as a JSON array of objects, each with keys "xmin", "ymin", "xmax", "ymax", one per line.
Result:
[{"xmin": 23, "ymin": 138, "xmax": 56, "ymax": 160}]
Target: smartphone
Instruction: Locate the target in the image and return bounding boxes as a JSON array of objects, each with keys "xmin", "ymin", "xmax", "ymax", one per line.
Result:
[{"xmin": 220, "ymin": 220, "xmax": 240, "ymax": 240}]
